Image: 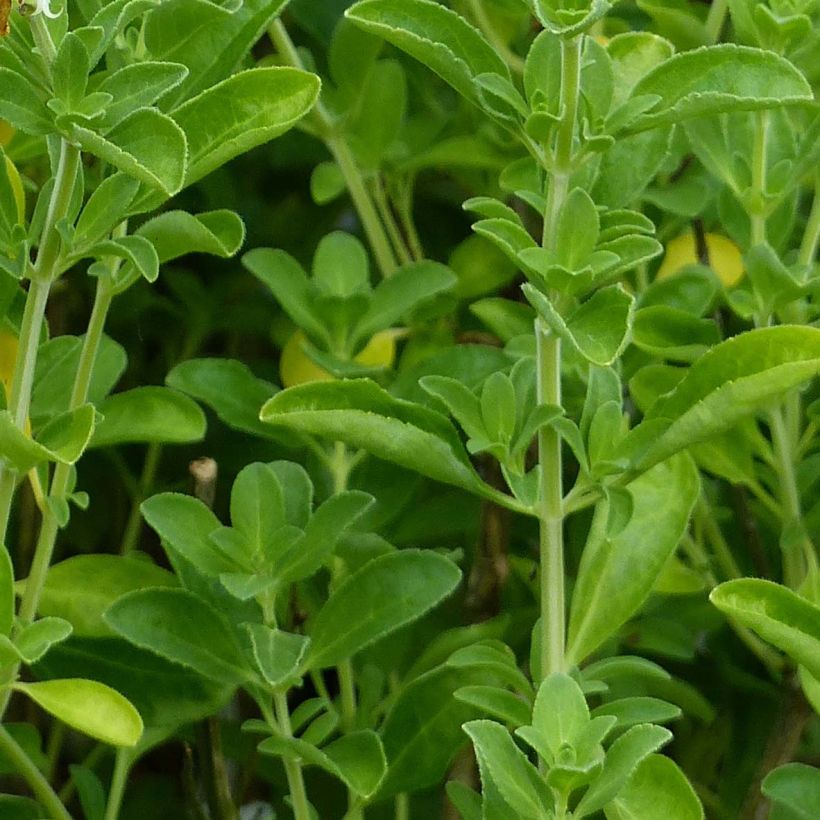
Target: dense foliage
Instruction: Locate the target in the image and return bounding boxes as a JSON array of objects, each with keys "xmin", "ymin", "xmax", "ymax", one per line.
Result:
[{"xmin": 0, "ymin": 0, "xmax": 819, "ymax": 818}]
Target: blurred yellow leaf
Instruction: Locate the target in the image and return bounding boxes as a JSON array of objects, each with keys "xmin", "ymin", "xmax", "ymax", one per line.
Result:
[{"xmin": 657, "ymin": 232, "xmax": 744, "ymax": 286}]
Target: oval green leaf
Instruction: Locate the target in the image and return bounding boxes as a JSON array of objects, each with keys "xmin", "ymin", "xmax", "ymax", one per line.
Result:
[
  {"xmin": 305, "ymin": 549, "xmax": 461, "ymax": 670},
  {"xmin": 15, "ymin": 679, "xmax": 143, "ymax": 747}
]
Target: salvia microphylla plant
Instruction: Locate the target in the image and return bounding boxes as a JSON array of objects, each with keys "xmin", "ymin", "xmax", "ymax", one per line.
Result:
[{"xmin": 0, "ymin": 0, "xmax": 818, "ymax": 816}]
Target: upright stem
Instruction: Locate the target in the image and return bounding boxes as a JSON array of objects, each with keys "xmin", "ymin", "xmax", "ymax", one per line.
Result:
[
  {"xmin": 769, "ymin": 408, "xmax": 813, "ymax": 589},
  {"xmin": 273, "ymin": 691, "xmax": 311, "ymax": 820},
  {"xmin": 103, "ymin": 748, "xmax": 132, "ymax": 820},
  {"xmin": 535, "ymin": 35, "xmax": 582, "ymax": 682},
  {"xmin": 750, "ymin": 112, "xmax": 769, "ymax": 246},
  {"xmin": 268, "ymin": 19, "xmax": 398, "ymax": 277},
  {"xmin": 798, "ymin": 173, "xmax": 820, "ymax": 269},
  {"xmin": 0, "ymin": 723, "xmax": 72, "ymax": 820},
  {"xmin": 704, "ymin": 0, "xmax": 729, "ymax": 43}
]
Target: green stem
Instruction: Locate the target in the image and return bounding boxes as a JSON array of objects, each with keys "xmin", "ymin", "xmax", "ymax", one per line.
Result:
[
  {"xmin": 103, "ymin": 748, "xmax": 133, "ymax": 820},
  {"xmin": 798, "ymin": 173, "xmax": 820, "ymax": 269},
  {"xmin": 371, "ymin": 177, "xmax": 413, "ymax": 265},
  {"xmin": 704, "ymin": 0, "xmax": 729, "ymax": 43},
  {"xmin": 535, "ymin": 35, "xmax": 582, "ymax": 682},
  {"xmin": 750, "ymin": 112, "xmax": 769, "ymax": 246},
  {"xmin": 274, "ymin": 691, "xmax": 311, "ymax": 820},
  {"xmin": 0, "ymin": 723, "xmax": 72, "ymax": 820},
  {"xmin": 465, "ymin": 0, "xmax": 525, "ymax": 74},
  {"xmin": 394, "ymin": 793, "xmax": 409, "ymax": 820},
  {"xmin": 119, "ymin": 441, "xmax": 163, "ymax": 555},
  {"xmin": 268, "ymin": 19, "xmax": 398, "ymax": 277},
  {"xmin": 769, "ymin": 407, "xmax": 813, "ymax": 589},
  {"xmin": 338, "ymin": 658, "xmax": 357, "ymax": 732}
]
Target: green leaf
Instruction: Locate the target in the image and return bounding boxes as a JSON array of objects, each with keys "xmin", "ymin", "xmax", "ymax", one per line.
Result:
[
  {"xmin": 603, "ymin": 754, "xmax": 703, "ymax": 819},
  {"xmin": 305, "ymin": 550, "xmax": 461, "ymax": 670},
  {"xmin": 35, "ymin": 637, "xmax": 231, "ymax": 730},
  {"xmin": 73, "ymin": 174, "xmax": 140, "ymax": 247},
  {"xmin": 312, "ymin": 231, "xmax": 370, "ymax": 298},
  {"xmin": 230, "ymin": 462, "xmax": 286, "ymax": 555},
  {"xmin": 762, "ymin": 763, "xmax": 820, "ymax": 820},
  {"xmin": 13, "ymin": 618, "xmax": 73, "ymax": 664},
  {"xmin": 632, "ymin": 306, "xmax": 720, "ymax": 361},
  {"xmin": 85, "ymin": 235, "xmax": 159, "ymax": 283},
  {"xmin": 15, "ymin": 679, "xmax": 143, "ymax": 747},
  {"xmin": 346, "ymin": 0, "xmax": 510, "ymax": 107},
  {"xmin": 140, "ymin": 493, "xmax": 238, "ymax": 576},
  {"xmin": 378, "ymin": 664, "xmax": 486, "ymax": 798},
  {"xmin": 567, "ymin": 455, "xmax": 700, "ymax": 665},
  {"xmin": 463, "ymin": 720, "xmax": 548, "ymax": 819},
  {"xmin": 104, "ymin": 588, "xmax": 253, "ymax": 685},
  {"xmin": 243, "ymin": 248, "xmax": 329, "ymax": 346},
  {"xmin": 0, "ymin": 68, "xmax": 53, "ymax": 135},
  {"xmin": 144, "ymin": 0, "xmax": 290, "ymax": 105},
  {"xmin": 32, "ymin": 554, "xmax": 177, "ymax": 638},
  {"xmin": 591, "ymin": 697, "xmax": 681, "ymax": 729},
  {"xmin": 455, "ymin": 686, "xmax": 532, "ymax": 727},
  {"xmin": 633, "ymin": 327, "xmax": 820, "ymax": 470},
  {"xmin": 529, "ymin": 673, "xmax": 589, "ymax": 759},
  {"xmin": 260, "ymin": 730, "xmax": 387, "ymax": 798},
  {"xmin": 72, "ymin": 108, "xmax": 187, "ymax": 196},
  {"xmin": 525, "ymin": 285, "xmax": 635, "ymax": 367},
  {"xmin": 165, "ymin": 358, "xmax": 279, "ymax": 441},
  {"xmin": 135, "ymin": 210, "xmax": 245, "ymax": 262},
  {"xmin": 575, "ymin": 724, "xmax": 672, "ymax": 817},
  {"xmin": 243, "ymin": 625, "xmax": 310, "ymax": 688},
  {"xmin": 557, "ymin": 188, "xmax": 600, "ymax": 270},
  {"xmin": 52, "ymin": 32, "xmax": 90, "ymax": 111},
  {"xmin": 710, "ymin": 579, "xmax": 820, "ymax": 680},
  {"xmin": 629, "ymin": 45, "xmax": 813, "ymax": 132},
  {"xmin": 171, "ymin": 67, "xmax": 320, "ymax": 188},
  {"xmin": 98, "ymin": 62, "xmax": 189, "ymax": 128},
  {"xmin": 90, "ymin": 387, "xmax": 206, "ymax": 447},
  {"xmin": 260, "ymin": 379, "xmax": 494, "ymax": 499},
  {"xmin": 0, "ymin": 405, "xmax": 96, "ymax": 473},
  {"xmin": 353, "ymin": 261, "xmax": 456, "ymax": 345}
]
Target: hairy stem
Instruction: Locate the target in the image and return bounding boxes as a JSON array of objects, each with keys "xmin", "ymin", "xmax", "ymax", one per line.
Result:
[
  {"xmin": 750, "ymin": 112, "xmax": 769, "ymax": 247},
  {"xmin": 536, "ymin": 34, "xmax": 582, "ymax": 681}
]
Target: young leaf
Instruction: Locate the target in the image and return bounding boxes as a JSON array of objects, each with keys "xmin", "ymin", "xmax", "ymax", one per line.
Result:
[
  {"xmin": 171, "ymin": 67, "xmax": 320, "ymax": 188},
  {"xmin": 13, "ymin": 618, "xmax": 73, "ymax": 665},
  {"xmin": 15, "ymin": 679, "xmax": 143, "ymax": 747},
  {"xmin": 104, "ymin": 588, "xmax": 254, "ymax": 685},
  {"xmin": 710, "ymin": 579, "xmax": 820, "ymax": 680},
  {"xmin": 629, "ymin": 44, "xmax": 812, "ymax": 132},
  {"xmin": 243, "ymin": 625, "xmax": 310, "ymax": 688},
  {"xmin": 260, "ymin": 730, "xmax": 387, "ymax": 798},
  {"xmin": 90, "ymin": 387, "xmax": 206, "ymax": 447},
  {"xmin": 567, "ymin": 454, "xmax": 700, "ymax": 665},
  {"xmin": 353, "ymin": 261, "xmax": 456, "ymax": 346},
  {"xmin": 455, "ymin": 686, "xmax": 532, "ymax": 727},
  {"xmin": 574, "ymin": 724, "xmax": 672, "ymax": 817},
  {"xmin": 141, "ymin": 493, "xmax": 238, "ymax": 576},
  {"xmin": 603, "ymin": 754, "xmax": 703, "ymax": 818},
  {"xmin": 591, "ymin": 697, "xmax": 681, "ymax": 730},
  {"xmin": 346, "ymin": 0, "xmax": 511, "ymax": 107},
  {"xmin": 0, "ymin": 405, "xmax": 96, "ymax": 473},
  {"xmin": 133, "ymin": 209, "xmax": 245, "ymax": 262},
  {"xmin": 530, "ymin": 673, "xmax": 590, "ymax": 759},
  {"xmin": 305, "ymin": 550, "xmax": 461, "ymax": 669},
  {"xmin": 463, "ymin": 720, "xmax": 549, "ymax": 819}
]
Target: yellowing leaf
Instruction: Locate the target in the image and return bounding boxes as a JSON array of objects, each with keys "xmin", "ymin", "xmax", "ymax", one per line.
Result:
[
  {"xmin": 280, "ymin": 330, "xmax": 398, "ymax": 388},
  {"xmin": 657, "ymin": 232, "xmax": 744, "ymax": 286},
  {"xmin": 0, "ymin": 327, "xmax": 17, "ymax": 391}
]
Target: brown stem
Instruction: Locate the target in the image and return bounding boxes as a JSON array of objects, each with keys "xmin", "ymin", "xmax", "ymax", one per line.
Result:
[{"xmin": 740, "ymin": 677, "xmax": 813, "ymax": 819}]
